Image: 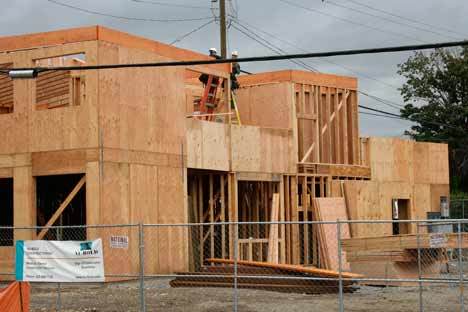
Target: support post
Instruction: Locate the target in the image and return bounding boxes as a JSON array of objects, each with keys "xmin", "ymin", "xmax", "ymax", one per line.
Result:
[
  {"xmin": 139, "ymin": 223, "xmax": 146, "ymax": 312},
  {"xmin": 56, "ymin": 227, "xmax": 62, "ymax": 312},
  {"xmin": 233, "ymin": 222, "xmax": 239, "ymax": 312},
  {"xmin": 416, "ymin": 221, "xmax": 423, "ymax": 312},
  {"xmin": 337, "ymin": 221, "xmax": 344, "ymax": 312},
  {"xmin": 219, "ymin": 0, "xmax": 227, "ymax": 58},
  {"xmin": 458, "ymin": 222, "xmax": 465, "ymax": 312}
]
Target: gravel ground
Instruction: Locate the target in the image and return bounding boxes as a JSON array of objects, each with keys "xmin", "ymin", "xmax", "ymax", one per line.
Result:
[{"xmin": 26, "ymin": 278, "xmax": 465, "ymax": 312}]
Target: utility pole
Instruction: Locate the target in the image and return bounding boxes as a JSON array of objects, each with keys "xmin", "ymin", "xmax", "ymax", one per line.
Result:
[{"xmin": 219, "ymin": 0, "xmax": 227, "ymax": 58}]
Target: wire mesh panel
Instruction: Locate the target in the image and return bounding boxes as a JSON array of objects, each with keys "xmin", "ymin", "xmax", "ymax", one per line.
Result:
[
  {"xmin": 1, "ymin": 220, "xmax": 468, "ymax": 311},
  {"xmin": 143, "ymin": 223, "xmax": 236, "ymax": 311}
]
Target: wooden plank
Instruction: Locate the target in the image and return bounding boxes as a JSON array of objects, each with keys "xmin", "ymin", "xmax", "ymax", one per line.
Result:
[
  {"xmin": 220, "ymin": 174, "xmax": 226, "ymax": 259},
  {"xmin": 267, "ymin": 193, "xmax": 280, "ymax": 263},
  {"xmin": 209, "ymin": 174, "xmax": 214, "ymax": 259},
  {"xmin": 342, "ymin": 94, "xmax": 349, "ymax": 165},
  {"xmin": 290, "ymin": 176, "xmax": 300, "ymax": 264},
  {"xmin": 198, "ymin": 176, "xmax": 204, "ymax": 266},
  {"xmin": 312, "ymin": 197, "xmax": 351, "ymax": 271},
  {"xmin": 279, "ymin": 177, "xmax": 286, "ymax": 264},
  {"xmin": 302, "ymin": 176, "xmax": 310, "ymax": 265},
  {"xmin": 207, "ymin": 258, "xmax": 362, "ymax": 278},
  {"xmin": 334, "ymin": 88, "xmax": 341, "ymax": 164},
  {"xmin": 284, "ymin": 176, "xmax": 291, "ymax": 263},
  {"xmin": 37, "ymin": 176, "xmax": 86, "ymax": 240}
]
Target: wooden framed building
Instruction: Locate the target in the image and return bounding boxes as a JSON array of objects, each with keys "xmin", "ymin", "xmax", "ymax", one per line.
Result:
[{"xmin": 0, "ymin": 26, "xmax": 450, "ymax": 277}]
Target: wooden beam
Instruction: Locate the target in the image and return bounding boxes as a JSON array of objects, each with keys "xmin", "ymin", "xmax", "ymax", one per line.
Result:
[
  {"xmin": 220, "ymin": 174, "xmax": 226, "ymax": 259},
  {"xmin": 302, "ymin": 176, "xmax": 309, "ymax": 265},
  {"xmin": 37, "ymin": 176, "xmax": 86, "ymax": 240},
  {"xmin": 299, "ymin": 143, "xmax": 315, "ymax": 163},
  {"xmin": 267, "ymin": 193, "xmax": 280, "ymax": 264},
  {"xmin": 321, "ymin": 90, "xmax": 349, "ymax": 136},
  {"xmin": 209, "ymin": 174, "xmax": 214, "ymax": 260}
]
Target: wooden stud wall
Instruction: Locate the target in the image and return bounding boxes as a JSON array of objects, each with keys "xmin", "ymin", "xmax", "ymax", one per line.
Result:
[
  {"xmin": 0, "ymin": 63, "xmax": 13, "ymax": 114},
  {"xmin": 283, "ymin": 174, "xmax": 331, "ymax": 266},
  {"xmin": 295, "ymin": 84, "xmax": 359, "ymax": 166}
]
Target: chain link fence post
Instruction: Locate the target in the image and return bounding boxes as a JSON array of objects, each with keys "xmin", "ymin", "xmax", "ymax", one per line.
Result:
[
  {"xmin": 337, "ymin": 220, "xmax": 344, "ymax": 312},
  {"xmin": 416, "ymin": 221, "xmax": 423, "ymax": 312},
  {"xmin": 139, "ymin": 223, "xmax": 146, "ymax": 312},
  {"xmin": 458, "ymin": 221, "xmax": 465, "ymax": 312},
  {"xmin": 233, "ymin": 222, "xmax": 239, "ymax": 312},
  {"xmin": 56, "ymin": 227, "xmax": 62, "ymax": 312}
]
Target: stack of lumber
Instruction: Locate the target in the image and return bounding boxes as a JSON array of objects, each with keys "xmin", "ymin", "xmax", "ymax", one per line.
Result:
[
  {"xmin": 170, "ymin": 259, "xmax": 362, "ymax": 294},
  {"xmin": 311, "ymin": 197, "xmax": 351, "ymax": 271}
]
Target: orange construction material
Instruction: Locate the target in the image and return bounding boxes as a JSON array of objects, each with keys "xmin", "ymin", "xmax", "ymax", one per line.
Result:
[{"xmin": 0, "ymin": 282, "xmax": 30, "ymax": 312}]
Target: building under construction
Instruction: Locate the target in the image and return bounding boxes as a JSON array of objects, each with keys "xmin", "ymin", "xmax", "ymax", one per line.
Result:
[{"xmin": 0, "ymin": 26, "xmax": 450, "ymax": 280}]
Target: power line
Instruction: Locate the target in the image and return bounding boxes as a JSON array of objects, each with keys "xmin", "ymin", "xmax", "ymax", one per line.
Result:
[
  {"xmin": 359, "ymin": 91, "xmax": 405, "ymax": 110},
  {"xmin": 359, "ymin": 111, "xmax": 408, "ymax": 121},
  {"xmin": 278, "ymin": 0, "xmax": 429, "ymax": 44},
  {"xmin": 232, "ymin": 16, "xmax": 401, "ymax": 90},
  {"xmin": 359, "ymin": 104, "xmax": 458, "ymax": 130},
  {"xmin": 170, "ymin": 19, "xmax": 215, "ymax": 45},
  {"xmin": 231, "ymin": 23, "xmax": 317, "ymax": 71},
  {"xmin": 230, "ymin": 18, "xmax": 414, "ymax": 112},
  {"xmin": 343, "ymin": 0, "xmax": 467, "ymax": 38},
  {"xmin": 230, "ymin": 20, "xmax": 454, "ymax": 130},
  {"xmin": 325, "ymin": 0, "xmax": 460, "ymax": 40},
  {"xmin": 130, "ymin": 0, "xmax": 211, "ymax": 10},
  {"xmin": 5, "ymin": 39, "xmax": 468, "ymax": 73},
  {"xmin": 47, "ymin": 0, "xmax": 213, "ymax": 22},
  {"xmin": 230, "ymin": 21, "xmax": 319, "ymax": 72}
]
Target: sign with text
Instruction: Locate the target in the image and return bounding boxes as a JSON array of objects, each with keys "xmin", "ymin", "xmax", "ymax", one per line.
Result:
[
  {"xmin": 15, "ymin": 239, "xmax": 105, "ymax": 283},
  {"xmin": 110, "ymin": 236, "xmax": 129, "ymax": 249},
  {"xmin": 429, "ymin": 233, "xmax": 448, "ymax": 248}
]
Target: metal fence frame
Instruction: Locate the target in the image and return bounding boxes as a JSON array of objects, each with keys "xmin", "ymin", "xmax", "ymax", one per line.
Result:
[{"xmin": 1, "ymin": 219, "xmax": 468, "ymax": 311}]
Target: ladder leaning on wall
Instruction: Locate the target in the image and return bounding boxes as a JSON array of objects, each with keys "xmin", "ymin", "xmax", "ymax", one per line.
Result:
[{"xmin": 230, "ymin": 91, "xmax": 241, "ymax": 125}]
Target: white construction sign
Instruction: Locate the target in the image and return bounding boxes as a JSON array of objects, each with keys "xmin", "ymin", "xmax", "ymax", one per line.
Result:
[{"xmin": 15, "ymin": 239, "xmax": 105, "ymax": 282}]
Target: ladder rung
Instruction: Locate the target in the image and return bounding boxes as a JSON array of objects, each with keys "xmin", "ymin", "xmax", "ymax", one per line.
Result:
[{"xmin": 211, "ymin": 83, "xmax": 218, "ymax": 87}]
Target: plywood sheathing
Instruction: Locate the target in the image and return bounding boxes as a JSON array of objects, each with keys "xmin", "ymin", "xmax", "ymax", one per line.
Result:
[
  {"xmin": 366, "ymin": 137, "xmax": 449, "ymax": 185},
  {"xmin": 235, "ymin": 70, "xmax": 362, "ymax": 169},
  {"xmin": 235, "ymin": 82, "xmax": 292, "ymax": 129},
  {"xmin": 332, "ymin": 179, "xmax": 449, "ymax": 238},
  {"xmin": 187, "ymin": 119, "xmax": 296, "ymax": 174},
  {"xmin": 0, "ymin": 25, "xmax": 229, "ymax": 74},
  {"xmin": 0, "ymin": 41, "xmax": 99, "ymax": 154},
  {"xmin": 237, "ymin": 70, "xmax": 358, "ymax": 90}
]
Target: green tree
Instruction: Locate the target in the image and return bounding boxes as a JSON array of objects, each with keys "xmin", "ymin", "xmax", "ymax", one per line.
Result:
[{"xmin": 398, "ymin": 47, "xmax": 468, "ymax": 192}]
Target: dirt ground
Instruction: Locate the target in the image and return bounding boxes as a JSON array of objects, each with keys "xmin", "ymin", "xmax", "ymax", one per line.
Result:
[{"xmin": 26, "ymin": 278, "xmax": 464, "ymax": 312}]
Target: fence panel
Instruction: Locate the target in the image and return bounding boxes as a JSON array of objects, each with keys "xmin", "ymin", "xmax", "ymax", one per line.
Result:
[{"xmin": 1, "ymin": 220, "xmax": 468, "ymax": 311}]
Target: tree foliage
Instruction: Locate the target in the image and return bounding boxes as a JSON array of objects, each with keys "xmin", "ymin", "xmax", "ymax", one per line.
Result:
[{"xmin": 398, "ymin": 47, "xmax": 468, "ymax": 191}]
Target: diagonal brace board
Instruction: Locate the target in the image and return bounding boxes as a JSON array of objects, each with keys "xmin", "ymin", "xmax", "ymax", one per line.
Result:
[
  {"xmin": 321, "ymin": 90, "xmax": 349, "ymax": 135},
  {"xmin": 37, "ymin": 176, "xmax": 86, "ymax": 240}
]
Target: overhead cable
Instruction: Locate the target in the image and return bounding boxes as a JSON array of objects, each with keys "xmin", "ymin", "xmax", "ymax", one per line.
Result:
[
  {"xmin": 326, "ymin": 0, "xmax": 459, "ymax": 40},
  {"xmin": 130, "ymin": 0, "xmax": 211, "ymax": 10},
  {"xmin": 4, "ymin": 39, "xmax": 468, "ymax": 73},
  {"xmin": 170, "ymin": 19, "xmax": 215, "ymax": 45},
  {"xmin": 278, "ymin": 0, "xmax": 428, "ymax": 44},
  {"xmin": 344, "ymin": 0, "xmax": 467, "ymax": 38},
  {"xmin": 47, "ymin": 0, "xmax": 213, "ymax": 22}
]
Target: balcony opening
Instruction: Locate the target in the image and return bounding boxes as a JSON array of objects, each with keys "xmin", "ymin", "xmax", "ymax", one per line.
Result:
[{"xmin": 34, "ymin": 53, "xmax": 86, "ymax": 110}]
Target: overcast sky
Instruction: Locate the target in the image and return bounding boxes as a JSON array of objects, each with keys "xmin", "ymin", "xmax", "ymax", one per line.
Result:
[{"xmin": 2, "ymin": 0, "xmax": 467, "ymax": 137}]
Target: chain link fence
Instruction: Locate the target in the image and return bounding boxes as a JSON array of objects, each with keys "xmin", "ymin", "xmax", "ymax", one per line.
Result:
[{"xmin": 1, "ymin": 220, "xmax": 468, "ymax": 311}]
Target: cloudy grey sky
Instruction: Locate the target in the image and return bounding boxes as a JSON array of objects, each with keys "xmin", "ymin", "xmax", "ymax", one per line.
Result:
[{"xmin": 2, "ymin": 0, "xmax": 467, "ymax": 137}]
